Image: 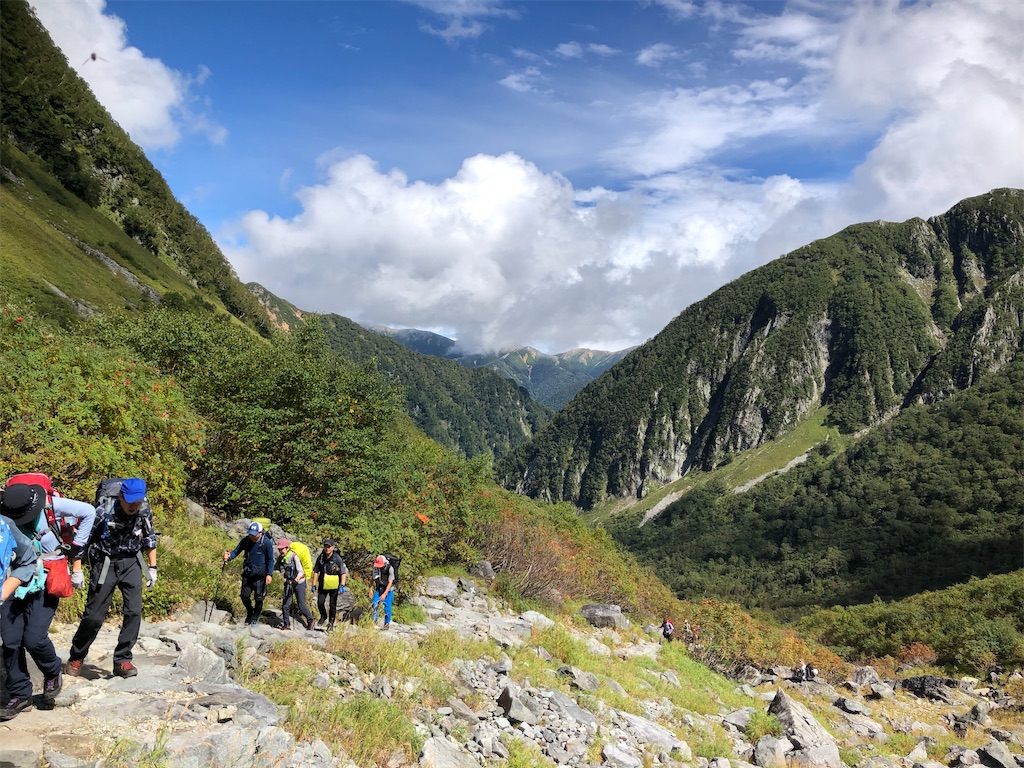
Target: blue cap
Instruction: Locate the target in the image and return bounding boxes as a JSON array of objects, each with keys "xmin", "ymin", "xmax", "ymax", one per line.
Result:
[
  {"xmin": 120, "ymin": 478, "xmax": 147, "ymax": 503},
  {"xmin": 247, "ymin": 521, "xmax": 262, "ymax": 535}
]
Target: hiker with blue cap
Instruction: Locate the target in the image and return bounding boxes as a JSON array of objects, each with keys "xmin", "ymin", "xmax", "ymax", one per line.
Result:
[
  {"xmin": 223, "ymin": 520, "xmax": 274, "ymax": 627},
  {"xmin": 65, "ymin": 478, "xmax": 156, "ymax": 680}
]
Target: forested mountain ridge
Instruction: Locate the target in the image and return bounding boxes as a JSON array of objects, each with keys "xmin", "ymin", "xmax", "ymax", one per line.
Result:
[
  {"xmin": 0, "ymin": 0, "xmax": 273, "ymax": 335},
  {"xmin": 245, "ymin": 284, "xmax": 550, "ymax": 459},
  {"xmin": 319, "ymin": 315, "xmax": 550, "ymax": 460},
  {"xmin": 363, "ymin": 323, "xmax": 632, "ymax": 409},
  {"xmin": 498, "ymin": 189, "xmax": 1024, "ymax": 509}
]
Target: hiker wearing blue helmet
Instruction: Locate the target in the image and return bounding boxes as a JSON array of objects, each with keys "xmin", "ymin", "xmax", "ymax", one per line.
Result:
[
  {"xmin": 66, "ymin": 478, "xmax": 156, "ymax": 681},
  {"xmin": 223, "ymin": 520, "xmax": 275, "ymax": 626}
]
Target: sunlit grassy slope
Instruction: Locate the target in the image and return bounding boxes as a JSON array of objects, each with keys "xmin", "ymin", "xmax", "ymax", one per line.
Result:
[{"xmin": 584, "ymin": 406, "xmax": 843, "ymax": 526}]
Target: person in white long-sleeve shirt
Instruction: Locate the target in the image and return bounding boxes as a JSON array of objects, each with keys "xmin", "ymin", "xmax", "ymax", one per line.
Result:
[{"xmin": 0, "ymin": 482, "xmax": 95, "ymax": 721}]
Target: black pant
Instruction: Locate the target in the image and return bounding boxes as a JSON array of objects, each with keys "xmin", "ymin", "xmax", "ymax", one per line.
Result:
[
  {"xmin": 317, "ymin": 588, "xmax": 339, "ymax": 624},
  {"xmin": 240, "ymin": 574, "xmax": 268, "ymax": 622},
  {"xmin": 1, "ymin": 589, "xmax": 61, "ymax": 699},
  {"xmin": 282, "ymin": 581, "xmax": 313, "ymax": 628},
  {"xmin": 69, "ymin": 555, "xmax": 143, "ymax": 665}
]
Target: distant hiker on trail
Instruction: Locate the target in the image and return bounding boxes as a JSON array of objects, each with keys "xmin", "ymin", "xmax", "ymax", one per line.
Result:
[
  {"xmin": 796, "ymin": 660, "xmax": 817, "ymax": 682},
  {"xmin": 370, "ymin": 554, "xmax": 396, "ymax": 630},
  {"xmin": 66, "ymin": 478, "xmax": 156, "ymax": 682},
  {"xmin": 660, "ymin": 618, "xmax": 674, "ymax": 642},
  {"xmin": 311, "ymin": 539, "xmax": 347, "ymax": 630},
  {"xmin": 1, "ymin": 478, "xmax": 96, "ymax": 721},
  {"xmin": 683, "ymin": 621, "xmax": 693, "ymax": 642},
  {"xmin": 275, "ymin": 538, "xmax": 314, "ymax": 631},
  {"xmin": 224, "ymin": 521, "xmax": 274, "ymax": 627}
]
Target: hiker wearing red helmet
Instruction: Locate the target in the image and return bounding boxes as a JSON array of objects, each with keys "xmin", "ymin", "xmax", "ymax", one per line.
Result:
[{"xmin": 370, "ymin": 554, "xmax": 396, "ymax": 630}]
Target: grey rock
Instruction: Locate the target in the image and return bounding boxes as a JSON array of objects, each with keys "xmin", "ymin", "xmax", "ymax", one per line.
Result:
[
  {"xmin": 977, "ymin": 739, "xmax": 1017, "ymax": 768},
  {"xmin": 850, "ymin": 666, "xmax": 882, "ymax": 688},
  {"xmin": 580, "ymin": 604, "xmax": 630, "ymax": 630},
  {"xmin": 602, "ymin": 743, "xmax": 643, "ymax": 768},
  {"xmin": 787, "ymin": 743, "xmax": 843, "ymax": 767},
  {"xmin": 175, "ymin": 643, "xmax": 230, "ymax": 684},
  {"xmin": 767, "ymin": 689, "xmax": 836, "ymax": 750},
  {"xmin": 418, "ymin": 736, "xmax": 479, "ymax": 768},
  {"xmin": 834, "ymin": 696, "xmax": 871, "ymax": 715},
  {"xmin": 868, "ymin": 682, "xmax": 896, "ymax": 699},
  {"xmin": 421, "ymin": 576, "xmax": 460, "ymax": 604},
  {"xmin": 752, "ymin": 735, "xmax": 792, "ymax": 767},
  {"xmin": 467, "ymin": 561, "xmax": 495, "ymax": 581},
  {"xmin": 520, "ymin": 610, "xmax": 555, "ymax": 629},
  {"xmin": 497, "ymin": 685, "xmax": 540, "ymax": 724}
]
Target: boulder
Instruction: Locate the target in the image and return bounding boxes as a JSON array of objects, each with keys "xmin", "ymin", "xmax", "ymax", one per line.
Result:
[{"xmin": 580, "ymin": 604, "xmax": 629, "ymax": 630}]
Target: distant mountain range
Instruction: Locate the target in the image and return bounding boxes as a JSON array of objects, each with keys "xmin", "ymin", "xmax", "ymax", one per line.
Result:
[{"xmin": 363, "ymin": 324, "xmax": 633, "ymax": 410}]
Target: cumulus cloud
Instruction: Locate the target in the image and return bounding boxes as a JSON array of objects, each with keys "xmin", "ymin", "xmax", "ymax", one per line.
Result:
[
  {"xmin": 636, "ymin": 43, "xmax": 679, "ymax": 68},
  {"xmin": 555, "ymin": 42, "xmax": 584, "ymax": 59},
  {"xmin": 499, "ymin": 67, "xmax": 547, "ymax": 94},
  {"xmin": 30, "ymin": 0, "xmax": 224, "ymax": 150}
]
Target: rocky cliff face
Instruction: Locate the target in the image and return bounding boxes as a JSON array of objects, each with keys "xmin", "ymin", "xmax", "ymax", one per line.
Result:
[{"xmin": 499, "ymin": 190, "xmax": 1024, "ymax": 509}]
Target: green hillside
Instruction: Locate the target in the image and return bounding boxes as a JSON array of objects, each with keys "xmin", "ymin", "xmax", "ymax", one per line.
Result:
[
  {"xmin": 0, "ymin": 0, "xmax": 272, "ymax": 334},
  {"xmin": 608, "ymin": 354, "xmax": 1024, "ymax": 612},
  {"xmin": 319, "ymin": 314, "xmax": 550, "ymax": 460},
  {"xmin": 499, "ymin": 189, "xmax": 1024, "ymax": 510}
]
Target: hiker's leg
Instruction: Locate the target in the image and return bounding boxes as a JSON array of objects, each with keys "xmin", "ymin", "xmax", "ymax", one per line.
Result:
[
  {"xmin": 69, "ymin": 563, "xmax": 119, "ymax": 662},
  {"xmin": 252, "ymin": 578, "xmax": 267, "ymax": 622},
  {"xmin": 22, "ymin": 590, "xmax": 61, "ymax": 679},
  {"xmin": 281, "ymin": 583, "xmax": 293, "ymax": 627},
  {"xmin": 240, "ymin": 578, "xmax": 255, "ymax": 622},
  {"xmin": 113, "ymin": 559, "xmax": 143, "ymax": 664},
  {"xmin": 327, "ymin": 589, "xmax": 340, "ymax": 624},
  {"xmin": 371, "ymin": 591, "xmax": 381, "ymax": 622},
  {"xmin": 316, "ymin": 588, "xmax": 328, "ymax": 623},
  {"xmin": 382, "ymin": 591, "xmax": 394, "ymax": 624},
  {"xmin": 1, "ymin": 596, "xmax": 32, "ymax": 698},
  {"xmin": 294, "ymin": 582, "xmax": 313, "ymax": 626}
]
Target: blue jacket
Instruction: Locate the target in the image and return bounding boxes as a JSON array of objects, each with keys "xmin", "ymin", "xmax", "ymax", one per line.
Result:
[{"xmin": 229, "ymin": 533, "xmax": 275, "ymax": 578}]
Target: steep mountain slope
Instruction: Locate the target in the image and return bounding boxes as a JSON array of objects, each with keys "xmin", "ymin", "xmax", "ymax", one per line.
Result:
[
  {"xmin": 319, "ymin": 314, "xmax": 550, "ymax": 460},
  {"xmin": 608, "ymin": 355, "xmax": 1024, "ymax": 610},
  {"xmin": 0, "ymin": 0, "xmax": 272, "ymax": 334},
  {"xmin": 499, "ymin": 189, "xmax": 1024, "ymax": 509}
]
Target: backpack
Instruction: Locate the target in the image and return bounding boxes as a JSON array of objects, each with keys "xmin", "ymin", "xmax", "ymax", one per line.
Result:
[
  {"xmin": 289, "ymin": 541, "xmax": 313, "ymax": 582},
  {"xmin": 5, "ymin": 473, "xmax": 76, "ymax": 550},
  {"xmin": 374, "ymin": 553, "xmax": 400, "ymax": 589},
  {"xmin": 0, "ymin": 517, "xmax": 15, "ymax": 579}
]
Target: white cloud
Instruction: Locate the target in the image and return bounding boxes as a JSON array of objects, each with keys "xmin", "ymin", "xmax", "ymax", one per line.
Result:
[
  {"xmin": 29, "ymin": 0, "xmax": 224, "ymax": 151},
  {"xmin": 499, "ymin": 67, "xmax": 547, "ymax": 94},
  {"xmin": 636, "ymin": 43, "xmax": 679, "ymax": 68},
  {"xmin": 588, "ymin": 43, "xmax": 619, "ymax": 56},
  {"xmin": 555, "ymin": 42, "xmax": 584, "ymax": 59}
]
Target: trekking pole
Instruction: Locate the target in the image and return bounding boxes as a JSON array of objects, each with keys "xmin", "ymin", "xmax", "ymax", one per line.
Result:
[{"xmin": 207, "ymin": 559, "xmax": 227, "ymax": 623}]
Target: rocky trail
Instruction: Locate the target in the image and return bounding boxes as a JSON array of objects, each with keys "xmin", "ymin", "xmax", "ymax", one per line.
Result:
[{"xmin": 1, "ymin": 573, "xmax": 1021, "ymax": 768}]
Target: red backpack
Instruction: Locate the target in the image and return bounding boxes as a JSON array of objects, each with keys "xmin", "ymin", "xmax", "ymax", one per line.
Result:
[{"xmin": 4, "ymin": 472, "xmax": 76, "ymax": 550}]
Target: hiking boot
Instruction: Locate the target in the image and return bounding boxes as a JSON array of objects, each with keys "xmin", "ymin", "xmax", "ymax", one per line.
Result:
[
  {"xmin": 382, "ymin": 622, "xmax": 391, "ymax": 630},
  {"xmin": 64, "ymin": 658, "xmax": 84, "ymax": 677},
  {"xmin": 113, "ymin": 661, "xmax": 138, "ymax": 678},
  {"xmin": 326, "ymin": 622, "xmax": 335, "ymax": 632},
  {"xmin": 0, "ymin": 696, "xmax": 33, "ymax": 721},
  {"xmin": 43, "ymin": 669, "xmax": 63, "ymax": 700}
]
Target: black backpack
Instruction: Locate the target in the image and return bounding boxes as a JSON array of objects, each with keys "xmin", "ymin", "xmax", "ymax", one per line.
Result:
[{"xmin": 374, "ymin": 553, "xmax": 400, "ymax": 589}]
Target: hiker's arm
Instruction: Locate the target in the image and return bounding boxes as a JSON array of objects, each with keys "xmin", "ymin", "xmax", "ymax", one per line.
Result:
[
  {"xmin": 1, "ymin": 576, "xmax": 23, "ymax": 603},
  {"xmin": 339, "ymin": 558, "xmax": 348, "ymax": 588},
  {"xmin": 54, "ymin": 496, "xmax": 97, "ymax": 566}
]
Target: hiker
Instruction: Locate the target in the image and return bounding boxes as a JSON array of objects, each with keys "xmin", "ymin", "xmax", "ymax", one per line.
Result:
[
  {"xmin": 0, "ymin": 481, "xmax": 96, "ymax": 720},
  {"xmin": 275, "ymin": 538, "xmax": 314, "ymax": 631},
  {"xmin": 311, "ymin": 539, "xmax": 347, "ymax": 630},
  {"xmin": 1, "ymin": 515, "xmax": 37, "ymax": 604},
  {"xmin": 660, "ymin": 618, "xmax": 674, "ymax": 642},
  {"xmin": 66, "ymin": 478, "xmax": 157, "ymax": 681},
  {"xmin": 224, "ymin": 521, "xmax": 275, "ymax": 626},
  {"xmin": 370, "ymin": 554, "xmax": 395, "ymax": 630},
  {"xmin": 797, "ymin": 660, "xmax": 817, "ymax": 682}
]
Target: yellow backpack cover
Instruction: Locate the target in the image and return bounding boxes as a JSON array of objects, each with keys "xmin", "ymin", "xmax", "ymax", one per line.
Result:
[{"xmin": 289, "ymin": 541, "xmax": 313, "ymax": 583}]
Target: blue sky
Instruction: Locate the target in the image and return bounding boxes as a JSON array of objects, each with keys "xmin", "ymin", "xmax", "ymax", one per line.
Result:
[{"xmin": 31, "ymin": 0, "xmax": 1024, "ymax": 353}]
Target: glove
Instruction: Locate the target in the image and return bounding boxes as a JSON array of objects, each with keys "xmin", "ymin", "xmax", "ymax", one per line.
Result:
[
  {"xmin": 71, "ymin": 570, "xmax": 85, "ymax": 590},
  {"xmin": 146, "ymin": 567, "xmax": 158, "ymax": 588},
  {"xmin": 311, "ymin": 585, "xmax": 317, "ymax": 594},
  {"xmin": 339, "ymin": 586, "xmax": 347, "ymax": 593}
]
